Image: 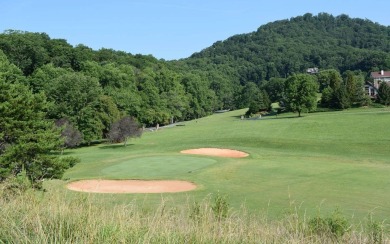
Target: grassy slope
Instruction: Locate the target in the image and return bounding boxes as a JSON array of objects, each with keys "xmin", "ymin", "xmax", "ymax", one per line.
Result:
[{"xmin": 60, "ymin": 107, "xmax": 390, "ymax": 220}]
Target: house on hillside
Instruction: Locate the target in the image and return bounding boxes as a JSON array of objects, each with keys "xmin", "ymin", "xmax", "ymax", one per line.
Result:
[
  {"xmin": 371, "ymin": 70, "xmax": 390, "ymax": 85},
  {"xmin": 365, "ymin": 82, "xmax": 377, "ymax": 98},
  {"xmin": 365, "ymin": 70, "xmax": 390, "ymax": 98},
  {"xmin": 306, "ymin": 67, "xmax": 319, "ymax": 75}
]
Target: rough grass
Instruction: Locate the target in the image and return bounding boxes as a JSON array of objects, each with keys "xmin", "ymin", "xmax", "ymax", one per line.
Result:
[{"xmin": 0, "ymin": 187, "xmax": 387, "ymax": 243}]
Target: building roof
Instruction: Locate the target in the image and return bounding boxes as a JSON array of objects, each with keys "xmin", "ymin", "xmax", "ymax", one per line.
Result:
[
  {"xmin": 371, "ymin": 71, "xmax": 390, "ymax": 78},
  {"xmin": 306, "ymin": 67, "xmax": 319, "ymax": 74}
]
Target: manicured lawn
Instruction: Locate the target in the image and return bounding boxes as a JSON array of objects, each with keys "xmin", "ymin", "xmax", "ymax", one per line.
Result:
[{"xmin": 60, "ymin": 107, "xmax": 390, "ymax": 220}]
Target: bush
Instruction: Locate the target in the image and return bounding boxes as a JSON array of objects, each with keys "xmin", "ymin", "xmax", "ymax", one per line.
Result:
[
  {"xmin": 60, "ymin": 156, "xmax": 80, "ymax": 168},
  {"xmin": 327, "ymin": 209, "xmax": 350, "ymax": 238},
  {"xmin": 212, "ymin": 193, "xmax": 229, "ymax": 220},
  {"xmin": 0, "ymin": 171, "xmax": 31, "ymax": 200},
  {"xmin": 366, "ymin": 213, "xmax": 385, "ymax": 244},
  {"xmin": 190, "ymin": 201, "xmax": 201, "ymax": 223},
  {"xmin": 308, "ymin": 209, "xmax": 350, "ymax": 239},
  {"xmin": 309, "ymin": 216, "xmax": 330, "ymax": 235}
]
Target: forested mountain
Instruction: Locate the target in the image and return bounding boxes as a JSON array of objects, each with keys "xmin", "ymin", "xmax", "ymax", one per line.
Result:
[{"xmin": 181, "ymin": 13, "xmax": 390, "ymax": 83}]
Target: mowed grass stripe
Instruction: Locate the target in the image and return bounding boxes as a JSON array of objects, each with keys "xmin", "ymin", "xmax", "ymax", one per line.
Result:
[{"xmin": 100, "ymin": 156, "xmax": 216, "ymax": 179}]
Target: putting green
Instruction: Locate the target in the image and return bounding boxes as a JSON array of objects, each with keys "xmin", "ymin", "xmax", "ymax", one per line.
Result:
[{"xmin": 100, "ymin": 155, "xmax": 217, "ymax": 178}]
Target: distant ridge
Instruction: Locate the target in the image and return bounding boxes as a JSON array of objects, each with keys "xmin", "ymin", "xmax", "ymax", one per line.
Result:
[{"xmin": 183, "ymin": 13, "xmax": 390, "ymax": 83}]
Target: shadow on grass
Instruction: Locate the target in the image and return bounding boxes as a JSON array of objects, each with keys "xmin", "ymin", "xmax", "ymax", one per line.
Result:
[
  {"xmin": 98, "ymin": 144, "xmax": 135, "ymax": 150},
  {"xmin": 78, "ymin": 140, "xmax": 108, "ymax": 147},
  {"xmin": 50, "ymin": 151, "xmax": 77, "ymax": 156},
  {"xmin": 263, "ymin": 115, "xmax": 302, "ymax": 120},
  {"xmin": 233, "ymin": 114, "xmax": 302, "ymax": 120}
]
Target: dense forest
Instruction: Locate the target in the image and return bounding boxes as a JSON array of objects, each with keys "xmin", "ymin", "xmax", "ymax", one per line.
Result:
[
  {"xmin": 1, "ymin": 13, "xmax": 390, "ymax": 184},
  {"xmin": 186, "ymin": 13, "xmax": 390, "ymax": 81},
  {"xmin": 176, "ymin": 13, "xmax": 390, "ymax": 108}
]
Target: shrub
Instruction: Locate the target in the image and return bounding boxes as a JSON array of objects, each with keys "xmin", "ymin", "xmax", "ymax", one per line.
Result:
[
  {"xmin": 309, "ymin": 216, "xmax": 330, "ymax": 235},
  {"xmin": 308, "ymin": 209, "xmax": 350, "ymax": 239},
  {"xmin": 190, "ymin": 201, "xmax": 201, "ymax": 223},
  {"xmin": 212, "ymin": 193, "xmax": 229, "ymax": 220},
  {"xmin": 0, "ymin": 171, "xmax": 31, "ymax": 200},
  {"xmin": 327, "ymin": 209, "xmax": 350, "ymax": 238},
  {"xmin": 366, "ymin": 213, "xmax": 385, "ymax": 244},
  {"xmin": 60, "ymin": 156, "xmax": 80, "ymax": 168}
]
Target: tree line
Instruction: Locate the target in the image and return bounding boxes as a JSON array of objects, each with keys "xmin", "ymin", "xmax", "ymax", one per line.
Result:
[
  {"xmin": 0, "ymin": 31, "xmax": 219, "ymax": 142},
  {"xmin": 1, "ymin": 13, "xmax": 390, "ymax": 186},
  {"xmin": 233, "ymin": 68, "xmax": 386, "ymax": 118},
  {"xmin": 0, "ymin": 30, "xmax": 224, "ymax": 186}
]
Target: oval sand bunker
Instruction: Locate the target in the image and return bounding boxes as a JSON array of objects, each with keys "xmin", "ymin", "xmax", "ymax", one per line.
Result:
[
  {"xmin": 67, "ymin": 180, "xmax": 196, "ymax": 193},
  {"xmin": 181, "ymin": 148, "xmax": 248, "ymax": 158}
]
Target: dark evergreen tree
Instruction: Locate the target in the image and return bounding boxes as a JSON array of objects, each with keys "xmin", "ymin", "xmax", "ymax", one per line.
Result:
[
  {"xmin": 0, "ymin": 80, "xmax": 74, "ymax": 187},
  {"xmin": 378, "ymin": 82, "xmax": 390, "ymax": 106}
]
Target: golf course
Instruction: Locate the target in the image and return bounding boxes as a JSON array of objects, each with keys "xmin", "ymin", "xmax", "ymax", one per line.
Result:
[
  {"xmin": 4, "ymin": 9, "xmax": 390, "ymax": 242},
  {"xmin": 60, "ymin": 107, "xmax": 390, "ymax": 220}
]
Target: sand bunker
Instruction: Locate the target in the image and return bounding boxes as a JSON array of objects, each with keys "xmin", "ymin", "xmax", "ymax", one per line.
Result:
[
  {"xmin": 67, "ymin": 180, "xmax": 196, "ymax": 193},
  {"xmin": 181, "ymin": 148, "xmax": 248, "ymax": 158}
]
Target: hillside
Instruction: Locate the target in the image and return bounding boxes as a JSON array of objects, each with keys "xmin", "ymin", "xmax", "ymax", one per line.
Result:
[{"xmin": 181, "ymin": 13, "xmax": 390, "ymax": 83}]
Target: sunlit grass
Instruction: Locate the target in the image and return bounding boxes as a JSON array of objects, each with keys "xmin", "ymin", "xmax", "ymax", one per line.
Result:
[{"xmin": 60, "ymin": 107, "xmax": 390, "ymax": 220}]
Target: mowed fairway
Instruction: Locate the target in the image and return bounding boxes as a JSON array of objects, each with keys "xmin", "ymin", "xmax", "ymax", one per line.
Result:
[{"xmin": 61, "ymin": 107, "xmax": 390, "ymax": 220}]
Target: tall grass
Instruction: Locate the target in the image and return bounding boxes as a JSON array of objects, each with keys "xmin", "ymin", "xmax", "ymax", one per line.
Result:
[{"xmin": 0, "ymin": 186, "xmax": 388, "ymax": 243}]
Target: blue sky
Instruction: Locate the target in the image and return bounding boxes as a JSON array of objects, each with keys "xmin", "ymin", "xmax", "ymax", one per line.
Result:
[{"xmin": 1, "ymin": 0, "xmax": 389, "ymax": 60}]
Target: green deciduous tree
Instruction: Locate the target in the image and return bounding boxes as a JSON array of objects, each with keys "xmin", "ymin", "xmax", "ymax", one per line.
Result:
[
  {"xmin": 28, "ymin": 63, "xmax": 71, "ymax": 93},
  {"xmin": 317, "ymin": 69, "xmax": 342, "ymax": 92},
  {"xmin": 236, "ymin": 82, "xmax": 262, "ymax": 108},
  {"xmin": 284, "ymin": 74, "xmax": 319, "ymax": 117},
  {"xmin": 45, "ymin": 73, "xmax": 114, "ymax": 143},
  {"xmin": 137, "ymin": 70, "xmax": 169, "ymax": 126},
  {"xmin": 181, "ymin": 74, "xmax": 217, "ymax": 119},
  {"xmin": 209, "ymin": 72, "xmax": 236, "ymax": 110},
  {"xmin": 0, "ymin": 30, "xmax": 50, "ymax": 76},
  {"xmin": 261, "ymin": 77, "xmax": 286, "ymax": 103},
  {"xmin": 245, "ymin": 90, "xmax": 271, "ymax": 117}
]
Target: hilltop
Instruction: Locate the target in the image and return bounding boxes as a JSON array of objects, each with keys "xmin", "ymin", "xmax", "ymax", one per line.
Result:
[{"xmin": 180, "ymin": 13, "xmax": 390, "ymax": 83}]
